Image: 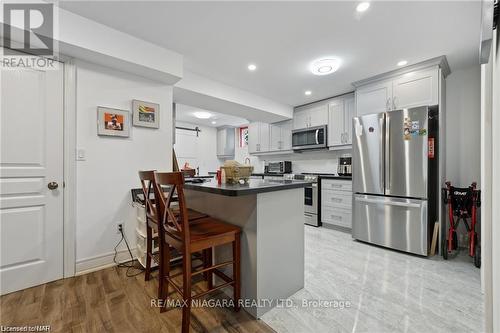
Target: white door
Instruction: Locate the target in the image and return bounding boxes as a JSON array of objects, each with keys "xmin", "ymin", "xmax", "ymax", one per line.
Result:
[
  {"xmin": 308, "ymin": 104, "xmax": 328, "ymax": 127},
  {"xmin": 392, "ymin": 68, "xmax": 438, "ymax": 109},
  {"xmin": 344, "ymin": 95, "xmax": 355, "ymax": 145},
  {"xmin": 328, "ymin": 99, "xmax": 345, "ymax": 146},
  {"xmin": 0, "ymin": 62, "xmax": 64, "ymax": 295},
  {"xmin": 248, "ymin": 122, "xmax": 259, "ymax": 153},
  {"xmin": 280, "ymin": 120, "xmax": 292, "ymax": 151},
  {"xmin": 259, "ymin": 123, "xmax": 270, "ymax": 152},
  {"xmin": 355, "ymin": 79, "xmax": 392, "ymax": 116},
  {"xmin": 293, "ymin": 110, "xmax": 309, "ymax": 129},
  {"xmin": 269, "ymin": 123, "xmax": 281, "ymax": 151}
]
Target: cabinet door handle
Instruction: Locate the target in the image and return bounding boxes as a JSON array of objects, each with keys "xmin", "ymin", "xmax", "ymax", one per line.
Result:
[
  {"xmin": 386, "ymin": 97, "xmax": 391, "ymax": 111},
  {"xmin": 392, "ymin": 96, "xmax": 397, "ymax": 110}
]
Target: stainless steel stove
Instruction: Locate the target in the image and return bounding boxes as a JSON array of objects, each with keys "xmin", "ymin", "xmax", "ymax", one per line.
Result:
[{"xmin": 293, "ymin": 173, "xmax": 336, "ymax": 227}]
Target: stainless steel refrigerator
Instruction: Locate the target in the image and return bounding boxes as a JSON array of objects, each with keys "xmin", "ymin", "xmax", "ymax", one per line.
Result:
[{"xmin": 352, "ymin": 106, "xmax": 439, "ymax": 256}]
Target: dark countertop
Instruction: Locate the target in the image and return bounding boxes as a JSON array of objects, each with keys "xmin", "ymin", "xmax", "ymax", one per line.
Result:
[
  {"xmin": 183, "ymin": 179, "xmax": 311, "ymax": 196},
  {"xmin": 318, "ymin": 175, "xmax": 352, "ymax": 180}
]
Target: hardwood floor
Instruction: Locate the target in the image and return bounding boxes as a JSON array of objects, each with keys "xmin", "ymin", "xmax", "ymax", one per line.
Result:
[{"xmin": 0, "ymin": 265, "xmax": 274, "ymax": 333}]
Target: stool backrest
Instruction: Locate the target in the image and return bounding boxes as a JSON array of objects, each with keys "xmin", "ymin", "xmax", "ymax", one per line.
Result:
[
  {"xmin": 138, "ymin": 170, "xmax": 157, "ymax": 221},
  {"xmin": 153, "ymin": 171, "xmax": 190, "ymax": 249}
]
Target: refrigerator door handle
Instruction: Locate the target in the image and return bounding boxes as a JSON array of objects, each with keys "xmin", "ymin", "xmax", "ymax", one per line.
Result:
[
  {"xmin": 354, "ymin": 196, "xmax": 421, "ymax": 208},
  {"xmin": 379, "ymin": 115, "xmax": 385, "ymax": 192},
  {"xmin": 385, "ymin": 115, "xmax": 391, "ymax": 193}
]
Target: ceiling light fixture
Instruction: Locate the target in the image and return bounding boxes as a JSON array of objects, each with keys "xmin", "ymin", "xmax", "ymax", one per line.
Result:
[
  {"xmin": 305, "ymin": 90, "xmax": 312, "ymax": 96},
  {"xmin": 309, "ymin": 57, "xmax": 341, "ymax": 76},
  {"xmin": 397, "ymin": 60, "xmax": 408, "ymax": 66},
  {"xmin": 211, "ymin": 121, "xmax": 217, "ymax": 124},
  {"xmin": 356, "ymin": 2, "xmax": 370, "ymax": 12},
  {"xmin": 193, "ymin": 111, "xmax": 212, "ymax": 119},
  {"xmin": 248, "ymin": 64, "xmax": 257, "ymax": 71}
]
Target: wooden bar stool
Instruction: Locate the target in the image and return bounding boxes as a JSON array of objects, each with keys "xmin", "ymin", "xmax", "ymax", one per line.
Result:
[
  {"xmin": 138, "ymin": 171, "xmax": 208, "ymax": 296},
  {"xmin": 153, "ymin": 172, "xmax": 241, "ymax": 333}
]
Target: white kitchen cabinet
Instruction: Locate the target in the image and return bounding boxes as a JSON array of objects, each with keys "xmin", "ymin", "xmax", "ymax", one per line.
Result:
[
  {"xmin": 328, "ymin": 93, "xmax": 355, "ymax": 148},
  {"xmin": 216, "ymin": 127, "xmax": 235, "ymax": 158},
  {"xmin": 280, "ymin": 120, "xmax": 292, "ymax": 150},
  {"xmin": 355, "ymin": 79, "xmax": 392, "ymax": 116},
  {"xmin": 308, "ymin": 104, "xmax": 329, "ymax": 127},
  {"xmin": 321, "ymin": 178, "xmax": 353, "ymax": 229},
  {"xmin": 269, "ymin": 120, "xmax": 293, "ymax": 152},
  {"xmin": 355, "ymin": 66, "xmax": 441, "ymax": 116},
  {"xmin": 248, "ymin": 122, "xmax": 270, "ymax": 154},
  {"xmin": 392, "ymin": 68, "xmax": 438, "ymax": 109},
  {"xmin": 344, "ymin": 96, "xmax": 355, "ymax": 144},
  {"xmin": 293, "ymin": 109, "xmax": 309, "ymax": 129},
  {"xmin": 293, "ymin": 103, "xmax": 328, "ymax": 129}
]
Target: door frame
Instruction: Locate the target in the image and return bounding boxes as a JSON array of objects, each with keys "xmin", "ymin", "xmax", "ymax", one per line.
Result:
[{"xmin": 63, "ymin": 58, "xmax": 77, "ymax": 278}]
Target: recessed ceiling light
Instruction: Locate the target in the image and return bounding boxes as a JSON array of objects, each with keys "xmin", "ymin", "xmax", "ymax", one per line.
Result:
[
  {"xmin": 193, "ymin": 111, "xmax": 212, "ymax": 119},
  {"xmin": 211, "ymin": 121, "xmax": 217, "ymax": 124},
  {"xmin": 309, "ymin": 58, "xmax": 341, "ymax": 76},
  {"xmin": 248, "ymin": 64, "xmax": 257, "ymax": 71},
  {"xmin": 397, "ymin": 60, "xmax": 408, "ymax": 66},
  {"xmin": 305, "ymin": 90, "xmax": 312, "ymax": 96},
  {"xmin": 356, "ymin": 2, "xmax": 370, "ymax": 12}
]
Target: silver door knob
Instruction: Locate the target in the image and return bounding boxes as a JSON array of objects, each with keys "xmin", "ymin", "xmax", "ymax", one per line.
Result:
[{"xmin": 48, "ymin": 182, "xmax": 59, "ymax": 190}]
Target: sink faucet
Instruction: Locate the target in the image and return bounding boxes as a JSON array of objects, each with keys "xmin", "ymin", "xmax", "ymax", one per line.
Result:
[{"xmin": 244, "ymin": 157, "xmax": 251, "ymax": 165}]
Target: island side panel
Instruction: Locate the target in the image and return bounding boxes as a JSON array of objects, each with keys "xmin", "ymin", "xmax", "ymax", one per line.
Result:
[
  {"xmin": 256, "ymin": 187, "xmax": 305, "ymax": 318},
  {"xmin": 183, "ymin": 189, "xmax": 258, "ymax": 317}
]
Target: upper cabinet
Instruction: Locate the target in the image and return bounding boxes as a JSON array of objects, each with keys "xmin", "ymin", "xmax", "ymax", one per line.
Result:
[
  {"xmin": 293, "ymin": 103, "xmax": 328, "ymax": 129},
  {"xmin": 248, "ymin": 122, "xmax": 270, "ymax": 154},
  {"xmin": 250, "ymin": 120, "xmax": 292, "ymax": 154},
  {"xmin": 355, "ymin": 79, "xmax": 393, "ymax": 116},
  {"xmin": 354, "ymin": 57, "xmax": 449, "ymax": 117},
  {"xmin": 328, "ymin": 93, "xmax": 355, "ymax": 148},
  {"xmin": 269, "ymin": 120, "xmax": 292, "ymax": 152},
  {"xmin": 392, "ymin": 68, "xmax": 438, "ymax": 109},
  {"xmin": 216, "ymin": 127, "xmax": 235, "ymax": 158}
]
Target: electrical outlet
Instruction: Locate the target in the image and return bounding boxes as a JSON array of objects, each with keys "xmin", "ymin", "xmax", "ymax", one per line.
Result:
[{"xmin": 117, "ymin": 223, "xmax": 123, "ymax": 234}]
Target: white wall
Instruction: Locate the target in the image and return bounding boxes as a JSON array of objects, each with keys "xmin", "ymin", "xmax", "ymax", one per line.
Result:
[
  {"xmin": 174, "ymin": 121, "xmax": 220, "ymax": 175},
  {"xmin": 446, "ymin": 65, "xmax": 482, "ymax": 185},
  {"xmin": 253, "ymin": 150, "xmax": 349, "ymax": 174},
  {"xmin": 75, "ymin": 60, "xmax": 173, "ymax": 271}
]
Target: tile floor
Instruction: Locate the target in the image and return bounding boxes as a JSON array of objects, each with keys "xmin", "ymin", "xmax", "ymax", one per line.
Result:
[{"xmin": 261, "ymin": 226, "xmax": 484, "ymax": 333}]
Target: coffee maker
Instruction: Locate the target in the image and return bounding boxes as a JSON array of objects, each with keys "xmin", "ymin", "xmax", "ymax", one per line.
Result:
[{"xmin": 337, "ymin": 156, "xmax": 352, "ymax": 176}]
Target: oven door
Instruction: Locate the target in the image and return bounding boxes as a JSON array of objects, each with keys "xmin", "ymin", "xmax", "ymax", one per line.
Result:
[
  {"xmin": 304, "ymin": 183, "xmax": 318, "ymax": 215},
  {"xmin": 292, "ymin": 126, "xmax": 327, "ymax": 151}
]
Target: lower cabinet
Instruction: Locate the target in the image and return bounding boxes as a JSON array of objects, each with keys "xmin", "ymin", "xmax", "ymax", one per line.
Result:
[{"xmin": 320, "ymin": 178, "xmax": 352, "ymax": 229}]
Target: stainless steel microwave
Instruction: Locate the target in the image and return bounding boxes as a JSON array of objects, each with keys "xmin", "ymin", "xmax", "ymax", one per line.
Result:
[{"xmin": 292, "ymin": 125, "xmax": 327, "ymax": 151}]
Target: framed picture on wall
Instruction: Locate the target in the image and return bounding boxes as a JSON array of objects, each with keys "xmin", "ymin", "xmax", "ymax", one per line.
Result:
[
  {"xmin": 132, "ymin": 99, "xmax": 160, "ymax": 128},
  {"xmin": 97, "ymin": 107, "xmax": 130, "ymax": 137},
  {"xmin": 239, "ymin": 126, "xmax": 248, "ymax": 147}
]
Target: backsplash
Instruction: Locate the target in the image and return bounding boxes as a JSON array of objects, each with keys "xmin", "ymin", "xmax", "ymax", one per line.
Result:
[{"xmin": 254, "ymin": 149, "xmax": 352, "ymax": 174}]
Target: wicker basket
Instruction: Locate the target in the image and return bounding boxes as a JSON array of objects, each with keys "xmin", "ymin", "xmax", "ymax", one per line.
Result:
[{"xmin": 221, "ymin": 165, "xmax": 254, "ymax": 184}]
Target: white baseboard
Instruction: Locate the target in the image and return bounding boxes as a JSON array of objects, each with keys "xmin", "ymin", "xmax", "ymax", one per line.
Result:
[{"xmin": 75, "ymin": 248, "xmax": 137, "ymax": 276}]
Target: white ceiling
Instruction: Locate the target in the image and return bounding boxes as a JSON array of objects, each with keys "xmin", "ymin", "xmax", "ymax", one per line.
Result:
[
  {"xmin": 175, "ymin": 104, "xmax": 248, "ymax": 128},
  {"xmin": 59, "ymin": 1, "xmax": 482, "ymax": 106}
]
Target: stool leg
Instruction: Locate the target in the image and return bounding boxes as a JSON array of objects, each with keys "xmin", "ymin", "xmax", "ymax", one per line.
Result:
[
  {"xmin": 232, "ymin": 235, "xmax": 241, "ymax": 312},
  {"xmin": 145, "ymin": 225, "xmax": 152, "ymax": 281},
  {"xmin": 160, "ymin": 243, "xmax": 170, "ymax": 313},
  {"xmin": 182, "ymin": 252, "xmax": 192, "ymax": 333}
]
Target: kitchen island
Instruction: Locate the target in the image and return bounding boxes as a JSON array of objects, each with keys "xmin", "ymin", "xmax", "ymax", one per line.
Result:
[{"xmin": 183, "ymin": 178, "xmax": 310, "ymax": 318}]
